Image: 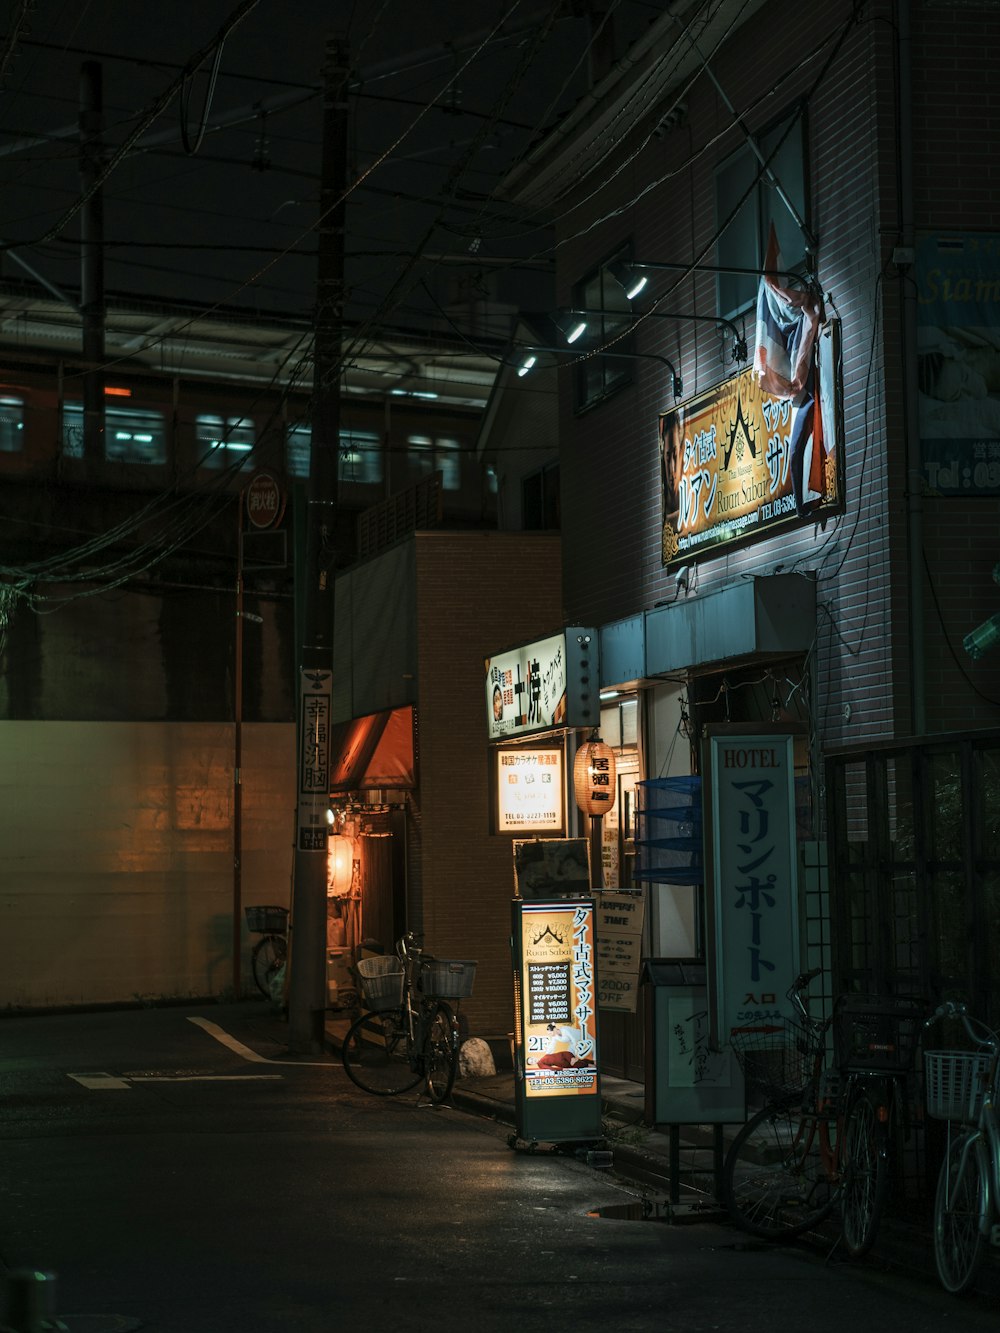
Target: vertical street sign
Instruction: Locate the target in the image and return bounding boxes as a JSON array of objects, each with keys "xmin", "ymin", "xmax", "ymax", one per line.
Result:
[
  {"xmin": 511, "ymin": 897, "xmax": 603, "ymax": 1145},
  {"xmin": 297, "ymin": 668, "xmax": 332, "ymax": 852},
  {"xmin": 707, "ymin": 734, "xmax": 799, "ymax": 1041}
]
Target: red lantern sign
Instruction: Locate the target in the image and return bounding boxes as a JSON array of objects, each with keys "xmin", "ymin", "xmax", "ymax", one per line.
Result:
[{"xmin": 573, "ymin": 738, "xmax": 617, "ymax": 818}]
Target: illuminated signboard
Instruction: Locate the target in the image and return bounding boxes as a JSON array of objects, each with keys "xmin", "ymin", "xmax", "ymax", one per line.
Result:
[
  {"xmin": 659, "ymin": 325, "xmax": 843, "ymax": 567},
  {"xmin": 496, "ymin": 747, "xmax": 564, "ymax": 833},
  {"xmin": 707, "ymin": 734, "xmax": 799, "ymax": 1040},
  {"xmin": 517, "ymin": 900, "xmax": 598, "ymax": 1099},
  {"xmin": 485, "ymin": 628, "xmax": 598, "ymax": 740}
]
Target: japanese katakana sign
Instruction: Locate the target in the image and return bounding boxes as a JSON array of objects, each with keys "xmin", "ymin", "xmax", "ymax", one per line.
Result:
[{"xmin": 708, "ymin": 735, "xmax": 800, "ymax": 1041}]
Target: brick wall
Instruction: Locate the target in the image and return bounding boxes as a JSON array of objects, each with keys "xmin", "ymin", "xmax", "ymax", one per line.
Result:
[{"xmin": 413, "ymin": 531, "xmax": 562, "ymax": 1035}]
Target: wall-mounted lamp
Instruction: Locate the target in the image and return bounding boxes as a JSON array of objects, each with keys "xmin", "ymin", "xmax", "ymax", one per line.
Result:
[
  {"xmin": 561, "ymin": 302, "xmax": 747, "ymax": 367},
  {"xmin": 514, "ymin": 342, "xmax": 683, "ymax": 402},
  {"xmin": 552, "ymin": 311, "xmax": 588, "ymax": 345}
]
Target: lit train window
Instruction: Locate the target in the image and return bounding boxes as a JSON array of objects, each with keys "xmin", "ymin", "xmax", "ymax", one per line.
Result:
[
  {"xmin": 197, "ymin": 415, "xmax": 256, "ymax": 469},
  {"xmin": 286, "ymin": 426, "xmax": 382, "ymax": 483},
  {"xmin": 61, "ymin": 404, "xmax": 166, "ymax": 463},
  {"xmin": 0, "ymin": 396, "xmax": 24, "ymax": 452},
  {"xmin": 408, "ymin": 434, "xmax": 461, "ymax": 490}
]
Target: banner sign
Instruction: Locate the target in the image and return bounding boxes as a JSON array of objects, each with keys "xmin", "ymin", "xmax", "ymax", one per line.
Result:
[
  {"xmin": 708, "ymin": 735, "xmax": 799, "ymax": 1040},
  {"xmin": 517, "ymin": 900, "xmax": 599, "ymax": 1098},
  {"xmin": 297, "ymin": 668, "xmax": 332, "ymax": 852},
  {"xmin": 594, "ymin": 890, "xmax": 645, "ymax": 1012},
  {"xmin": 917, "ymin": 232, "xmax": 1000, "ymax": 494},
  {"xmin": 496, "ymin": 747, "xmax": 564, "ymax": 833},
  {"xmin": 659, "ymin": 327, "xmax": 842, "ymax": 567}
]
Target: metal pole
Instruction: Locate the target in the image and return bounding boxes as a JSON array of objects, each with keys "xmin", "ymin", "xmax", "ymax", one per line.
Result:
[
  {"xmin": 288, "ymin": 36, "xmax": 349, "ymax": 1052},
  {"xmin": 79, "ymin": 60, "xmax": 105, "ymax": 481},
  {"xmin": 233, "ymin": 491, "xmax": 244, "ymax": 996}
]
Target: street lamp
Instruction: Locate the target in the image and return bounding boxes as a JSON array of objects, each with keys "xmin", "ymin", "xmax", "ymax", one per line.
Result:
[
  {"xmin": 513, "ymin": 342, "xmax": 683, "ymax": 402},
  {"xmin": 557, "ymin": 304, "xmax": 749, "ymax": 367}
]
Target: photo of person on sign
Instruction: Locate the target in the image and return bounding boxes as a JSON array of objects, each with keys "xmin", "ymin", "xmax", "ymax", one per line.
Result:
[{"xmin": 535, "ymin": 1022, "xmax": 596, "ymax": 1070}]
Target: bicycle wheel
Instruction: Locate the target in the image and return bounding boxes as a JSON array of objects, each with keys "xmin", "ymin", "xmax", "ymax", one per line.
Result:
[
  {"xmin": 341, "ymin": 1008, "xmax": 422, "ymax": 1096},
  {"xmin": 251, "ymin": 934, "xmax": 287, "ymax": 998},
  {"xmin": 840, "ymin": 1088, "xmax": 890, "ymax": 1258},
  {"xmin": 723, "ymin": 1096, "xmax": 838, "ymax": 1240},
  {"xmin": 934, "ymin": 1133, "xmax": 988, "ymax": 1295},
  {"xmin": 423, "ymin": 1001, "xmax": 458, "ymax": 1104}
]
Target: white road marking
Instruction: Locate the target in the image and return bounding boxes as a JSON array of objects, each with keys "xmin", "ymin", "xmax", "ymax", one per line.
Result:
[
  {"xmin": 187, "ymin": 1016, "xmax": 338, "ymax": 1068},
  {"xmin": 69, "ymin": 1073, "xmax": 130, "ymax": 1090},
  {"xmin": 130, "ymin": 1074, "xmax": 283, "ymax": 1082}
]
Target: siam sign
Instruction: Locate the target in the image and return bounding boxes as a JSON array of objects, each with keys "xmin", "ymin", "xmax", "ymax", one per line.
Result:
[{"xmin": 659, "ymin": 330, "xmax": 842, "ymax": 567}]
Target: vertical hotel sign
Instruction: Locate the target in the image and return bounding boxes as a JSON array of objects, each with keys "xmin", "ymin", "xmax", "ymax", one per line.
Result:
[
  {"xmin": 297, "ymin": 668, "xmax": 332, "ymax": 852},
  {"xmin": 708, "ymin": 735, "xmax": 799, "ymax": 1040},
  {"xmin": 518, "ymin": 900, "xmax": 598, "ymax": 1098}
]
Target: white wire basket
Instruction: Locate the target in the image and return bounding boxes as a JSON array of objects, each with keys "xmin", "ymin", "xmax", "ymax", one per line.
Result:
[
  {"xmin": 924, "ymin": 1050, "xmax": 992, "ymax": 1122},
  {"xmin": 356, "ymin": 955, "xmax": 405, "ymax": 1012}
]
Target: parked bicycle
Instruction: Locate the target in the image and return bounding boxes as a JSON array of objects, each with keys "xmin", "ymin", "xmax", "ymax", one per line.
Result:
[
  {"xmin": 244, "ymin": 905, "xmax": 288, "ymax": 999},
  {"xmin": 924, "ymin": 1000, "xmax": 1000, "ymax": 1294},
  {"xmin": 723, "ymin": 968, "xmax": 924, "ymax": 1256},
  {"xmin": 341, "ymin": 932, "xmax": 475, "ymax": 1104}
]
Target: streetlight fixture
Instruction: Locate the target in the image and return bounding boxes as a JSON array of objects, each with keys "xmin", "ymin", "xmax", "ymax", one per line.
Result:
[
  {"xmin": 557, "ymin": 305, "xmax": 749, "ymax": 366},
  {"xmin": 514, "ymin": 341, "xmax": 683, "ymax": 402}
]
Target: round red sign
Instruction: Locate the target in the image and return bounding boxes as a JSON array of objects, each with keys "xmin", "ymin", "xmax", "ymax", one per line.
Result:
[{"xmin": 245, "ymin": 469, "xmax": 285, "ymax": 530}]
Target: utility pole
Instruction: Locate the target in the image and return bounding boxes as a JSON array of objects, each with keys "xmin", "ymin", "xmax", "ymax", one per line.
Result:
[
  {"xmin": 288, "ymin": 36, "xmax": 350, "ymax": 1052},
  {"xmin": 79, "ymin": 60, "xmax": 104, "ymax": 481}
]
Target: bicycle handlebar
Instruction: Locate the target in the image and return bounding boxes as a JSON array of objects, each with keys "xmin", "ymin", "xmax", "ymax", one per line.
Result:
[{"xmin": 926, "ymin": 998, "xmax": 1000, "ymax": 1050}]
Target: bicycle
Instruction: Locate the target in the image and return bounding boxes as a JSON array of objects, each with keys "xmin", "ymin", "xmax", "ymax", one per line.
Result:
[
  {"xmin": 723, "ymin": 969, "xmax": 924, "ymax": 1255},
  {"xmin": 341, "ymin": 932, "xmax": 475, "ymax": 1105},
  {"xmin": 244, "ymin": 905, "xmax": 288, "ymax": 999},
  {"xmin": 924, "ymin": 1000, "xmax": 1000, "ymax": 1294}
]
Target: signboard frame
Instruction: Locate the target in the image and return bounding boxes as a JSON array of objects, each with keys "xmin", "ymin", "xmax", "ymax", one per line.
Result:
[
  {"xmin": 511, "ymin": 897, "xmax": 603, "ymax": 1144},
  {"xmin": 704, "ymin": 730, "xmax": 800, "ymax": 1047},
  {"xmin": 493, "ymin": 743, "xmax": 566, "ymax": 835},
  {"xmin": 659, "ymin": 330, "xmax": 844, "ymax": 568}
]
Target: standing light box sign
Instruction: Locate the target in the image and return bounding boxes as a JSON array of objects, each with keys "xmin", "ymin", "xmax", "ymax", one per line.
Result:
[
  {"xmin": 708, "ymin": 735, "xmax": 799, "ymax": 1041},
  {"xmin": 496, "ymin": 747, "xmax": 564, "ymax": 833},
  {"xmin": 511, "ymin": 898, "xmax": 603, "ymax": 1144},
  {"xmin": 297, "ymin": 669, "xmax": 332, "ymax": 852}
]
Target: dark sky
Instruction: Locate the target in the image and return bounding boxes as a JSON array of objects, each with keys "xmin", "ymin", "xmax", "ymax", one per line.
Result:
[{"xmin": 0, "ymin": 1, "xmax": 659, "ymax": 336}]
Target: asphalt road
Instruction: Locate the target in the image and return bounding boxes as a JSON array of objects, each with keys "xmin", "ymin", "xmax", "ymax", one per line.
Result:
[{"xmin": 2, "ymin": 1000, "xmax": 998, "ymax": 1333}]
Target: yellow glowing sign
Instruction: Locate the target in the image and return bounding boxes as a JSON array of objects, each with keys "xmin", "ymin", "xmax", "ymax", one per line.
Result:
[{"xmin": 518, "ymin": 901, "xmax": 598, "ymax": 1098}]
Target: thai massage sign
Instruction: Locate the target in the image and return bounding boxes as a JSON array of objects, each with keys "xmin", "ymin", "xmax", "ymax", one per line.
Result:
[
  {"xmin": 518, "ymin": 900, "xmax": 599, "ymax": 1099},
  {"xmin": 708, "ymin": 735, "xmax": 799, "ymax": 1041},
  {"xmin": 660, "ymin": 347, "xmax": 841, "ymax": 567}
]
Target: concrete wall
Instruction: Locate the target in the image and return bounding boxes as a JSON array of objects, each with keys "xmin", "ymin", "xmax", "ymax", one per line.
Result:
[{"xmin": 2, "ymin": 721, "xmax": 294, "ymax": 1009}]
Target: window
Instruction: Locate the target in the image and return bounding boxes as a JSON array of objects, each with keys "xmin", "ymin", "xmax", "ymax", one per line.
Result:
[
  {"xmin": 407, "ymin": 434, "xmax": 461, "ymax": 490},
  {"xmin": 286, "ymin": 426, "xmax": 382, "ymax": 484},
  {"xmin": 573, "ymin": 252, "xmax": 634, "ymax": 410},
  {"xmin": 715, "ymin": 108, "xmax": 808, "ymax": 320},
  {"xmin": 521, "ymin": 462, "xmax": 560, "ymax": 530},
  {"xmin": 0, "ymin": 397, "xmax": 24, "ymax": 452},
  {"xmin": 62, "ymin": 403, "xmax": 166, "ymax": 464},
  {"xmin": 197, "ymin": 415, "xmax": 256, "ymax": 470}
]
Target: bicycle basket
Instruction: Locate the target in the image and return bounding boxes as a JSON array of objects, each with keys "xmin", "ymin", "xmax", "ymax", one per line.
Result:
[
  {"xmin": 356, "ymin": 955, "xmax": 405, "ymax": 1012},
  {"xmin": 244, "ymin": 905, "xmax": 288, "ymax": 934},
  {"xmin": 729, "ymin": 1019, "xmax": 818, "ymax": 1101},
  {"xmin": 419, "ymin": 958, "xmax": 476, "ymax": 1000},
  {"xmin": 924, "ymin": 1050, "xmax": 992, "ymax": 1122},
  {"xmin": 833, "ymin": 994, "xmax": 924, "ymax": 1074}
]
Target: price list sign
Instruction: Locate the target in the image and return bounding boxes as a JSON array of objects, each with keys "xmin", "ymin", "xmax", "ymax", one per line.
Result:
[{"xmin": 528, "ymin": 962, "xmax": 570, "ymax": 1024}]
